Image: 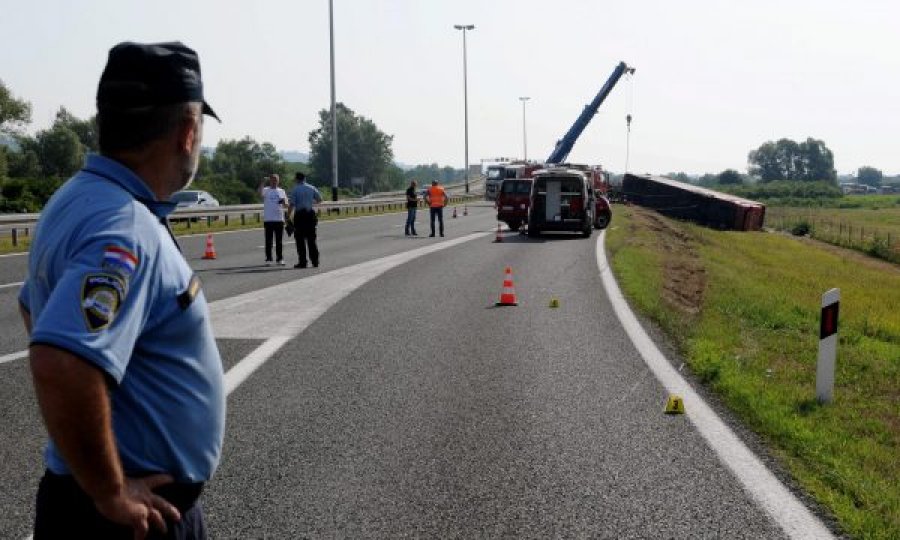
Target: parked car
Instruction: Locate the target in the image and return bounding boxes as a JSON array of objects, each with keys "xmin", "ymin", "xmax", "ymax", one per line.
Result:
[
  {"xmin": 170, "ymin": 190, "xmax": 219, "ymax": 222},
  {"xmin": 170, "ymin": 190, "xmax": 219, "ymax": 209},
  {"xmin": 496, "ymin": 178, "xmax": 533, "ymax": 231},
  {"xmin": 527, "ymin": 167, "xmax": 594, "ymax": 238}
]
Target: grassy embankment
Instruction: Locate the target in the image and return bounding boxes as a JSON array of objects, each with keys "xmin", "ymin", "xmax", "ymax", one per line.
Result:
[{"xmin": 606, "ymin": 205, "xmax": 899, "ymax": 539}]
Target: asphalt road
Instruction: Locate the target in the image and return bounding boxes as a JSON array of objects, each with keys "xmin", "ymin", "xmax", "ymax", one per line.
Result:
[{"xmin": 0, "ymin": 202, "xmax": 823, "ymax": 538}]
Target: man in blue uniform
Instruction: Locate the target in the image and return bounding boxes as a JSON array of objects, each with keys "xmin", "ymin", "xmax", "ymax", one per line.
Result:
[
  {"xmin": 18, "ymin": 42, "xmax": 224, "ymax": 539},
  {"xmin": 287, "ymin": 172, "xmax": 323, "ymax": 268}
]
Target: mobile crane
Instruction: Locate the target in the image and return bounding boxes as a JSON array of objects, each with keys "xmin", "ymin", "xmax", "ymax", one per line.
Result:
[{"xmin": 545, "ymin": 61, "xmax": 635, "ymax": 164}]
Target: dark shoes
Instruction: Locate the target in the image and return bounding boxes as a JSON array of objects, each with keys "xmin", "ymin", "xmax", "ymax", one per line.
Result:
[{"xmin": 294, "ymin": 263, "xmax": 307, "ymax": 269}]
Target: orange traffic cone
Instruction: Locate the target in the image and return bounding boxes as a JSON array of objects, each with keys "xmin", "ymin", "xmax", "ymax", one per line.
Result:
[
  {"xmin": 452, "ymin": 206, "xmax": 458, "ymax": 219},
  {"xmin": 463, "ymin": 205, "xmax": 468, "ymax": 216},
  {"xmin": 202, "ymin": 233, "xmax": 217, "ymax": 259},
  {"xmin": 495, "ymin": 223, "xmax": 503, "ymax": 243},
  {"xmin": 496, "ymin": 266, "xmax": 518, "ymax": 306}
]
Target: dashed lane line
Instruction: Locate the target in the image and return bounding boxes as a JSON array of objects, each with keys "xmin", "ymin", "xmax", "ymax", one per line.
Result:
[{"xmin": 595, "ymin": 231, "xmax": 834, "ymax": 540}]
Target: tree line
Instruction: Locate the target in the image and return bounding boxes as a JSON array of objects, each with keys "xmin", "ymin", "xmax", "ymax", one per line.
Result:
[{"xmin": 1, "ymin": 80, "xmax": 464, "ymax": 212}]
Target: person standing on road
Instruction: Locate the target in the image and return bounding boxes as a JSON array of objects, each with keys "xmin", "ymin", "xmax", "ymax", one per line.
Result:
[
  {"xmin": 405, "ymin": 180, "xmax": 418, "ymax": 236},
  {"xmin": 259, "ymin": 174, "xmax": 287, "ymax": 265},
  {"xmin": 425, "ymin": 179, "xmax": 449, "ymax": 237},
  {"xmin": 17, "ymin": 42, "xmax": 224, "ymax": 539},
  {"xmin": 288, "ymin": 171, "xmax": 322, "ymax": 268}
]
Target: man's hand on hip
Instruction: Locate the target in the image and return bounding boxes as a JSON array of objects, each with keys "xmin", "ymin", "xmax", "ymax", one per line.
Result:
[{"xmin": 94, "ymin": 474, "xmax": 180, "ymax": 540}]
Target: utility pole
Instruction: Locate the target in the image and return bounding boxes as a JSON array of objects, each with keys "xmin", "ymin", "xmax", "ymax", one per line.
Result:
[
  {"xmin": 519, "ymin": 96, "xmax": 530, "ymax": 161},
  {"xmin": 329, "ymin": 0, "xmax": 339, "ymax": 201},
  {"xmin": 454, "ymin": 24, "xmax": 475, "ymax": 194}
]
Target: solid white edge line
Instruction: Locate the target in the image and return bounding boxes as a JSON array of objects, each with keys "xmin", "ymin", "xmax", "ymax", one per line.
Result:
[
  {"xmin": 0, "ymin": 281, "xmax": 23, "ymax": 290},
  {"xmin": 596, "ymin": 231, "xmax": 834, "ymax": 539},
  {"xmin": 0, "ymin": 349, "xmax": 28, "ymax": 365}
]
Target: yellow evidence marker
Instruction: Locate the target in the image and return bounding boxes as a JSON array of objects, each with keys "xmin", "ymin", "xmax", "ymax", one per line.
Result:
[{"xmin": 664, "ymin": 394, "xmax": 686, "ymax": 414}]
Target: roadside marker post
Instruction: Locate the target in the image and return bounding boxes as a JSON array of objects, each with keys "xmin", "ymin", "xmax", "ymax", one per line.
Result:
[{"xmin": 816, "ymin": 288, "xmax": 840, "ymax": 404}]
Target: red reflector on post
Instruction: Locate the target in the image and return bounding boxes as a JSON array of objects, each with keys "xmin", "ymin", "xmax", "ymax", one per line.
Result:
[{"xmin": 820, "ymin": 302, "xmax": 839, "ymax": 339}]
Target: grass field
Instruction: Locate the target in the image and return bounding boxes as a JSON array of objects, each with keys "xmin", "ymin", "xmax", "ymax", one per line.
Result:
[{"xmin": 607, "ymin": 205, "xmax": 899, "ymax": 539}]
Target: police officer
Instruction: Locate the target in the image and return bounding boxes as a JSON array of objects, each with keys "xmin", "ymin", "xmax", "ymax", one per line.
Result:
[
  {"xmin": 18, "ymin": 42, "xmax": 224, "ymax": 539},
  {"xmin": 287, "ymin": 172, "xmax": 323, "ymax": 268}
]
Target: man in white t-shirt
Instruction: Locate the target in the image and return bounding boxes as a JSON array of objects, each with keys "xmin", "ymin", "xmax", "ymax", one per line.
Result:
[{"xmin": 259, "ymin": 174, "xmax": 288, "ymax": 265}]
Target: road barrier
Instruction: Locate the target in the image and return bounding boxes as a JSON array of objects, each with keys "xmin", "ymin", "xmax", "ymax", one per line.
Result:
[{"xmin": 0, "ymin": 188, "xmax": 484, "ymax": 248}]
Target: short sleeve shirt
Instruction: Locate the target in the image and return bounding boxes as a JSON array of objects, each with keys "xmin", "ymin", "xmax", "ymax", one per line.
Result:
[
  {"xmin": 261, "ymin": 186, "xmax": 287, "ymax": 222},
  {"xmin": 405, "ymin": 187, "xmax": 417, "ymax": 209},
  {"xmin": 18, "ymin": 154, "xmax": 225, "ymax": 483},
  {"xmin": 289, "ymin": 182, "xmax": 322, "ymax": 211}
]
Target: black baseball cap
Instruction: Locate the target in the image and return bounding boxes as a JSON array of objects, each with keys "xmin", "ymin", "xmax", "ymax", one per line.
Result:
[{"xmin": 97, "ymin": 41, "xmax": 220, "ymax": 121}]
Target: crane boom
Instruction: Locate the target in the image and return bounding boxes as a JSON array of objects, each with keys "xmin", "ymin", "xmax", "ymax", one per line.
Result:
[{"xmin": 546, "ymin": 61, "xmax": 634, "ymax": 164}]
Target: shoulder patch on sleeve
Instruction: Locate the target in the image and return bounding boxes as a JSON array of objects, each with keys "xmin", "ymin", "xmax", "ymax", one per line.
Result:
[
  {"xmin": 102, "ymin": 245, "xmax": 139, "ymax": 278},
  {"xmin": 81, "ymin": 273, "xmax": 127, "ymax": 332}
]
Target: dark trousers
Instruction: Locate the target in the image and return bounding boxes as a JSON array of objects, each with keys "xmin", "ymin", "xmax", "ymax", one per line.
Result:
[
  {"xmin": 405, "ymin": 207, "xmax": 417, "ymax": 235},
  {"xmin": 430, "ymin": 207, "xmax": 444, "ymax": 236},
  {"xmin": 34, "ymin": 470, "xmax": 206, "ymax": 540},
  {"xmin": 294, "ymin": 210, "xmax": 319, "ymax": 266},
  {"xmin": 263, "ymin": 221, "xmax": 284, "ymax": 262}
]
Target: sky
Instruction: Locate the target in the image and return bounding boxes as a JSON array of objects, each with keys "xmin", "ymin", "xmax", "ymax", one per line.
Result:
[{"xmin": 3, "ymin": 0, "xmax": 899, "ymax": 176}]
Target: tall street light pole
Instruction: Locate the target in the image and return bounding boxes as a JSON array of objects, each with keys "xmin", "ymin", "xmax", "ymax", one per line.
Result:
[
  {"xmin": 454, "ymin": 24, "xmax": 474, "ymax": 194},
  {"xmin": 329, "ymin": 0, "xmax": 339, "ymax": 201},
  {"xmin": 519, "ymin": 96, "xmax": 530, "ymax": 161}
]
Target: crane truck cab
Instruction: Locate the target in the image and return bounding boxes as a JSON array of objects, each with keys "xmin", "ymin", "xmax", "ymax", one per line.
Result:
[
  {"xmin": 485, "ymin": 161, "xmax": 541, "ymax": 202},
  {"xmin": 527, "ymin": 167, "xmax": 595, "ymax": 238}
]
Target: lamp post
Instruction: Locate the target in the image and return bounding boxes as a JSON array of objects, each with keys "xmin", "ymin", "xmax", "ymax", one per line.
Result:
[
  {"xmin": 454, "ymin": 24, "xmax": 475, "ymax": 194},
  {"xmin": 519, "ymin": 96, "xmax": 530, "ymax": 161},
  {"xmin": 329, "ymin": 0, "xmax": 338, "ymax": 201}
]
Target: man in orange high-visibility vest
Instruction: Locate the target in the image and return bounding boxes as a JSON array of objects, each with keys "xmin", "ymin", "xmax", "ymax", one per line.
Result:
[{"xmin": 425, "ymin": 180, "xmax": 449, "ymax": 237}]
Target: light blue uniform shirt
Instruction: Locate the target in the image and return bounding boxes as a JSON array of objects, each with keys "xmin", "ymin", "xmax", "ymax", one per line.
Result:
[
  {"xmin": 289, "ymin": 182, "xmax": 322, "ymax": 211},
  {"xmin": 18, "ymin": 154, "xmax": 225, "ymax": 483}
]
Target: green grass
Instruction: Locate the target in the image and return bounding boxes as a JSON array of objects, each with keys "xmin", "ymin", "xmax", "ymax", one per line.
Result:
[
  {"xmin": 607, "ymin": 206, "xmax": 900, "ymax": 539},
  {"xmin": 766, "ymin": 206, "xmax": 900, "ymax": 264}
]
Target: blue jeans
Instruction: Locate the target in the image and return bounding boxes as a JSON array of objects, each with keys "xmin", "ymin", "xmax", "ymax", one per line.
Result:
[
  {"xmin": 430, "ymin": 207, "xmax": 444, "ymax": 236},
  {"xmin": 405, "ymin": 207, "xmax": 417, "ymax": 235}
]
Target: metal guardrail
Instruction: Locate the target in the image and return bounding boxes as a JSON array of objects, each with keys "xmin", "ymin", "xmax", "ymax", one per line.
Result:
[{"xmin": 0, "ymin": 186, "xmax": 484, "ymax": 247}]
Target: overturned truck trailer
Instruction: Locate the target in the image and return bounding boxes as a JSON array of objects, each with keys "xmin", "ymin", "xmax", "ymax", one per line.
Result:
[{"xmin": 622, "ymin": 174, "xmax": 765, "ymax": 231}]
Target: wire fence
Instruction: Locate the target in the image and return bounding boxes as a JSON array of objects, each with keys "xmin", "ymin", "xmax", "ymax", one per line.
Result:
[{"xmin": 766, "ymin": 207, "xmax": 900, "ymax": 264}]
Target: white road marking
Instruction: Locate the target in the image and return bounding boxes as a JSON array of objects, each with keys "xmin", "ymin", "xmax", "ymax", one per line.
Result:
[
  {"xmin": 0, "ymin": 349, "xmax": 28, "ymax": 365},
  {"xmin": 215, "ymin": 232, "xmax": 489, "ymax": 389},
  {"xmin": 0, "ymin": 281, "xmax": 23, "ymax": 290},
  {"xmin": 595, "ymin": 232, "xmax": 834, "ymax": 539}
]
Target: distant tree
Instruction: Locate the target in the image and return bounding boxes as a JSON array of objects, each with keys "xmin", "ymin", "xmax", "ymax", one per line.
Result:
[
  {"xmin": 856, "ymin": 166, "xmax": 883, "ymax": 187},
  {"xmin": 0, "ymin": 80, "xmax": 31, "ymax": 135},
  {"xmin": 717, "ymin": 169, "xmax": 743, "ymax": 185},
  {"xmin": 35, "ymin": 126, "xmax": 83, "ymax": 177},
  {"xmin": 6, "ymin": 136, "xmax": 41, "ymax": 178},
  {"xmin": 698, "ymin": 174, "xmax": 718, "ymax": 187},
  {"xmin": 748, "ymin": 138, "xmax": 836, "ymax": 183},
  {"xmin": 667, "ymin": 172, "xmax": 691, "ymax": 184},
  {"xmin": 209, "ymin": 136, "xmax": 286, "ymax": 199},
  {"xmin": 797, "ymin": 138, "xmax": 836, "ymax": 182},
  {"xmin": 0, "ymin": 146, "xmax": 8, "ymax": 181},
  {"xmin": 52, "ymin": 107, "xmax": 98, "ymax": 152},
  {"xmin": 308, "ymin": 103, "xmax": 395, "ymax": 192}
]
